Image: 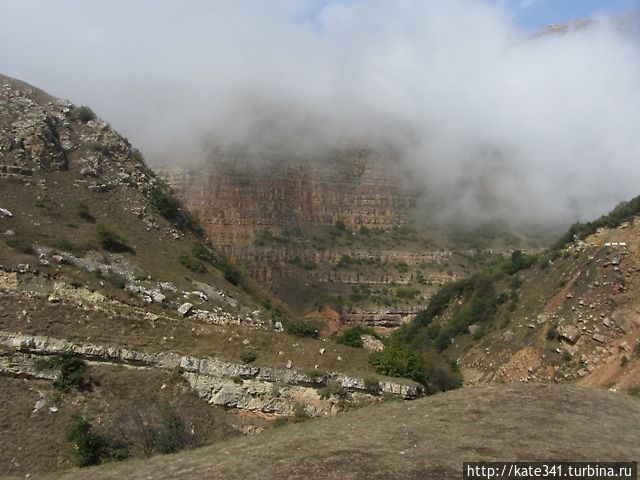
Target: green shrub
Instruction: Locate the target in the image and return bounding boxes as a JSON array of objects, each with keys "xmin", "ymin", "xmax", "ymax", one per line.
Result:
[
  {"xmin": 554, "ymin": 194, "xmax": 640, "ymax": 250},
  {"xmin": 284, "ymin": 320, "xmax": 318, "ymax": 338},
  {"xmin": 621, "ymin": 356, "xmax": 630, "ymax": 367},
  {"xmin": 179, "ymin": 254, "xmax": 205, "ymax": 273},
  {"xmin": 5, "ymin": 236, "xmax": 35, "ymax": 255},
  {"xmin": 35, "ymin": 195, "xmax": 53, "ymax": 209},
  {"xmin": 369, "ymin": 343, "xmax": 427, "ymax": 385},
  {"xmin": 240, "ymin": 350, "xmax": 257, "ymax": 364},
  {"xmin": 96, "ymin": 225, "xmax": 131, "ymax": 253},
  {"xmin": 335, "ymin": 326, "xmax": 378, "ymax": 348},
  {"xmin": 65, "ymin": 415, "xmax": 108, "ymax": 467},
  {"xmin": 254, "ymin": 229, "xmax": 277, "ymax": 246},
  {"xmin": 130, "ymin": 149, "xmax": 145, "ymax": 163},
  {"xmin": 504, "ymin": 250, "xmax": 536, "ymax": 275},
  {"xmin": 51, "ymin": 237, "xmax": 85, "ymax": 254},
  {"xmin": 629, "ymin": 387, "xmax": 640, "ymax": 398},
  {"xmin": 47, "ymin": 354, "xmax": 89, "ymax": 392},
  {"xmin": 546, "ymin": 324, "xmax": 559, "ymax": 341},
  {"xmin": 396, "ymin": 287, "xmax": 420, "ymax": 299},
  {"xmin": 191, "ymin": 242, "xmax": 215, "ymax": 263},
  {"xmin": 396, "ymin": 261, "xmax": 410, "ymax": 273},
  {"xmin": 422, "ymin": 351, "xmax": 463, "ymax": 394},
  {"xmin": 149, "ymin": 186, "xmax": 181, "ymax": 222},
  {"xmin": 217, "ymin": 255, "xmax": 241, "ymax": 285},
  {"xmin": 73, "ymin": 105, "xmax": 97, "ymax": 123},
  {"xmin": 76, "ymin": 202, "xmax": 95, "ymax": 222}
]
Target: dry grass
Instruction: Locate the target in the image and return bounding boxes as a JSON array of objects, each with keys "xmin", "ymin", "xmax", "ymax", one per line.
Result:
[
  {"xmin": 0, "ymin": 364, "xmax": 243, "ymax": 478},
  {"xmin": 45, "ymin": 384, "xmax": 640, "ymax": 480},
  {"xmin": 0, "ymin": 290, "xmax": 376, "ymax": 377}
]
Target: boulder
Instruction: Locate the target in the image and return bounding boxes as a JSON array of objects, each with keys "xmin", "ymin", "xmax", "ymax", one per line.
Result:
[
  {"xmin": 612, "ymin": 311, "xmax": 631, "ymax": 333},
  {"xmin": 152, "ymin": 293, "xmax": 166, "ymax": 303},
  {"xmin": 558, "ymin": 325, "xmax": 581, "ymax": 344},
  {"xmin": 361, "ymin": 334, "xmax": 384, "ymax": 352},
  {"xmin": 177, "ymin": 302, "xmax": 193, "ymax": 316}
]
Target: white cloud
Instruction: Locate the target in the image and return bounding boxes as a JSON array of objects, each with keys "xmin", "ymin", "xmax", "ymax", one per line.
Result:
[{"xmin": 0, "ymin": 0, "xmax": 638, "ymax": 229}]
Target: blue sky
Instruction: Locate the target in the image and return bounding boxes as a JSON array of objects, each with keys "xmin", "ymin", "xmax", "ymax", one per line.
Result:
[
  {"xmin": 302, "ymin": 0, "xmax": 638, "ymax": 31},
  {"xmin": 499, "ymin": 0, "xmax": 638, "ymax": 29}
]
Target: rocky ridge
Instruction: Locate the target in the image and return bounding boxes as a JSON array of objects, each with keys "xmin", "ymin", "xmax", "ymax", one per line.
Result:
[{"xmin": 0, "ymin": 331, "xmax": 421, "ymax": 418}]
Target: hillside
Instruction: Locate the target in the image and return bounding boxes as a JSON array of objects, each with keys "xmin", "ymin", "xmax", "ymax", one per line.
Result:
[
  {"xmin": 0, "ymin": 74, "xmax": 422, "ymax": 477},
  {"xmin": 159, "ymin": 147, "xmax": 550, "ymax": 333},
  {"xmin": 46, "ymin": 384, "xmax": 640, "ymax": 480},
  {"xmin": 388, "ymin": 196, "xmax": 640, "ymax": 394}
]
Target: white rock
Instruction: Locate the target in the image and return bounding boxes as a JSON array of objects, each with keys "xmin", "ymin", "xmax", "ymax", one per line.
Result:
[
  {"xmin": 152, "ymin": 293, "xmax": 166, "ymax": 303},
  {"xmin": 33, "ymin": 398, "xmax": 47, "ymax": 412},
  {"xmin": 177, "ymin": 302, "xmax": 193, "ymax": 316}
]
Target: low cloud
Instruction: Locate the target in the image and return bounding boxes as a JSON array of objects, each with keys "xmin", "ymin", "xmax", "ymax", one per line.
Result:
[{"xmin": 1, "ymin": 0, "xmax": 639, "ymax": 230}]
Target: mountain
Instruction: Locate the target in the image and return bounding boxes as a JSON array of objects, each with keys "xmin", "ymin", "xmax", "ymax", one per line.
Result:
[
  {"xmin": 390, "ymin": 196, "xmax": 640, "ymax": 394},
  {"xmin": 159, "ymin": 145, "xmax": 547, "ymax": 335},
  {"xmin": 0, "ymin": 74, "xmax": 419, "ymax": 477}
]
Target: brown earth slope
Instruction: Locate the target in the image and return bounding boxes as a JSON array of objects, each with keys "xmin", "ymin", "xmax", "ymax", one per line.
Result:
[{"xmin": 47, "ymin": 384, "xmax": 640, "ymax": 480}]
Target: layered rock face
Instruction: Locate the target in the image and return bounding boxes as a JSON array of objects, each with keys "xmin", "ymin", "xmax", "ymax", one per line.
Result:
[
  {"xmin": 160, "ymin": 147, "xmax": 446, "ymax": 328},
  {"xmin": 163, "ymin": 147, "xmax": 417, "ymax": 254}
]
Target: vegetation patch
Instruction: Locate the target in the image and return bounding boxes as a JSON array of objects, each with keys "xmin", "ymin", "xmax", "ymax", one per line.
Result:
[
  {"xmin": 396, "ymin": 286, "xmax": 420, "ymax": 299},
  {"xmin": 369, "ymin": 343, "xmax": 427, "ymax": 385},
  {"xmin": 96, "ymin": 224, "xmax": 133, "ymax": 253},
  {"xmin": 65, "ymin": 415, "xmax": 110, "ymax": 467},
  {"xmin": 76, "ymin": 202, "xmax": 95, "ymax": 222},
  {"xmin": 240, "ymin": 350, "xmax": 257, "ymax": 364},
  {"xmin": 180, "ymin": 254, "xmax": 205, "ymax": 273},
  {"xmin": 46, "ymin": 354, "xmax": 90, "ymax": 392},
  {"xmin": 335, "ymin": 326, "xmax": 378, "ymax": 348},
  {"xmin": 5, "ymin": 235, "xmax": 35, "ymax": 254},
  {"xmin": 72, "ymin": 105, "xmax": 97, "ymax": 123},
  {"xmin": 283, "ymin": 320, "xmax": 319, "ymax": 338},
  {"xmin": 554, "ymin": 194, "xmax": 640, "ymax": 250}
]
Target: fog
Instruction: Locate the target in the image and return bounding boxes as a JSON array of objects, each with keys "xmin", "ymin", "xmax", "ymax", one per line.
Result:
[{"xmin": 1, "ymin": 0, "xmax": 639, "ymax": 229}]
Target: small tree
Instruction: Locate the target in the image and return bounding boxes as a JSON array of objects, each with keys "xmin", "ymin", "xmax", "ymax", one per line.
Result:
[
  {"xmin": 65, "ymin": 415, "xmax": 108, "ymax": 467},
  {"xmin": 369, "ymin": 343, "xmax": 427, "ymax": 385}
]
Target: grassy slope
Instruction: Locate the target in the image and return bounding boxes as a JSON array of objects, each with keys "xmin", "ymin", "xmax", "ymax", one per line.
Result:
[
  {"xmin": 47, "ymin": 384, "xmax": 640, "ymax": 480},
  {"xmin": 0, "ymin": 364, "xmax": 242, "ymax": 478}
]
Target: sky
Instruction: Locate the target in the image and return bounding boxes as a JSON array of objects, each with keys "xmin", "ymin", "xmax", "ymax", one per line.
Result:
[
  {"xmin": 0, "ymin": 0, "xmax": 639, "ymax": 231},
  {"xmin": 499, "ymin": 0, "xmax": 637, "ymax": 29}
]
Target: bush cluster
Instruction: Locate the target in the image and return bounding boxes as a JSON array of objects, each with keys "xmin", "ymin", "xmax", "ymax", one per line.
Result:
[
  {"xmin": 73, "ymin": 105, "xmax": 96, "ymax": 123},
  {"xmin": 240, "ymin": 350, "xmax": 257, "ymax": 364},
  {"xmin": 283, "ymin": 320, "xmax": 318, "ymax": 338},
  {"xmin": 96, "ymin": 225, "xmax": 132, "ymax": 253},
  {"xmin": 554, "ymin": 194, "xmax": 640, "ymax": 250},
  {"xmin": 369, "ymin": 343, "xmax": 427, "ymax": 385},
  {"xmin": 66, "ymin": 415, "xmax": 110, "ymax": 467},
  {"xmin": 180, "ymin": 254, "xmax": 205, "ymax": 273},
  {"xmin": 335, "ymin": 326, "xmax": 378, "ymax": 348},
  {"xmin": 47, "ymin": 354, "xmax": 90, "ymax": 392}
]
